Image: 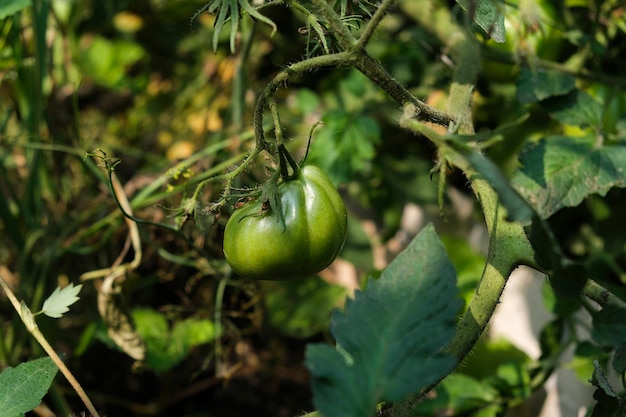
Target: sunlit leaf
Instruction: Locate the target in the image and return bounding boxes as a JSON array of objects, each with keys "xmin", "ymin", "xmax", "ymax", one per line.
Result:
[
  {"xmin": 41, "ymin": 283, "xmax": 82, "ymax": 319},
  {"xmin": 541, "ymin": 90, "xmax": 603, "ymax": 128},
  {"xmin": 512, "ymin": 136, "xmax": 626, "ymax": 219},
  {"xmin": 456, "ymin": 0, "xmax": 506, "ymax": 43},
  {"xmin": 516, "ymin": 67, "xmax": 576, "ymax": 104}
]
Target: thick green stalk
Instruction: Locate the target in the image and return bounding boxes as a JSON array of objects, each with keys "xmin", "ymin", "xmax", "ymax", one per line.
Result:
[
  {"xmin": 392, "ymin": 2, "xmax": 535, "ymax": 415},
  {"xmin": 450, "ymin": 178, "xmax": 535, "ymax": 359},
  {"xmin": 252, "ymin": 52, "xmax": 352, "ymax": 153}
]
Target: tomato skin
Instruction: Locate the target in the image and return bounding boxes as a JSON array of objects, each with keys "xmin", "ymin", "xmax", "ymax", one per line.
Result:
[{"xmin": 223, "ymin": 165, "xmax": 348, "ymax": 280}]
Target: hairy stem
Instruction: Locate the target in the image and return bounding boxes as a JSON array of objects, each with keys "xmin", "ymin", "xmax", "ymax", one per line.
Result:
[
  {"xmin": 392, "ymin": 2, "xmax": 536, "ymax": 414},
  {"xmin": 0, "ymin": 276, "xmax": 102, "ymax": 417},
  {"xmin": 253, "ymin": 51, "xmax": 352, "ymax": 151},
  {"xmin": 583, "ymin": 279, "xmax": 626, "ymax": 309},
  {"xmin": 352, "ymin": 52, "xmax": 454, "ymax": 125},
  {"xmin": 356, "ymin": 0, "xmax": 397, "ymax": 49}
]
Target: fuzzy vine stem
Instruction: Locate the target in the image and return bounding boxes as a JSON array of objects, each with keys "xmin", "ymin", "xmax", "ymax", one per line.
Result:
[
  {"xmin": 353, "ymin": 52, "xmax": 455, "ymax": 125},
  {"xmin": 391, "ymin": 1, "xmax": 534, "ymax": 412},
  {"xmin": 395, "ymin": 114, "xmax": 536, "ymax": 417},
  {"xmin": 252, "ymin": 51, "xmax": 352, "ymax": 155},
  {"xmin": 356, "ymin": 0, "xmax": 396, "ymax": 49},
  {"xmin": 583, "ymin": 279, "xmax": 626, "ymax": 309}
]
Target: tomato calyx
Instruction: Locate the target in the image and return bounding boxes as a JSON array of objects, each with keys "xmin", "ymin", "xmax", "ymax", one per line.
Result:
[
  {"xmin": 231, "ymin": 145, "xmax": 306, "ymax": 232},
  {"xmin": 278, "ymin": 144, "xmax": 301, "ymax": 181}
]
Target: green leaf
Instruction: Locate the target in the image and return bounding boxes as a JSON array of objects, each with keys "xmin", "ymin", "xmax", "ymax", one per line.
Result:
[
  {"xmin": 305, "ymin": 224, "xmax": 461, "ymax": 417},
  {"xmin": 79, "ymin": 36, "xmax": 145, "ymax": 88},
  {"xmin": 588, "ymin": 360, "xmax": 626, "ymax": 417},
  {"xmin": 589, "ymin": 360, "xmax": 619, "ymax": 399},
  {"xmin": 171, "ymin": 317, "xmax": 219, "ymax": 347},
  {"xmin": 202, "ymin": 0, "xmax": 276, "ymax": 53},
  {"xmin": 549, "ymin": 261, "xmax": 586, "ymax": 306},
  {"xmin": 0, "ymin": 357, "xmax": 59, "ymax": 417},
  {"xmin": 459, "ymin": 337, "xmax": 530, "ymax": 381},
  {"xmin": 410, "ymin": 373, "xmax": 500, "ymax": 416},
  {"xmin": 455, "ymin": 0, "xmax": 506, "ymax": 43},
  {"xmin": 263, "ymin": 276, "xmax": 347, "ymax": 339},
  {"xmin": 41, "ymin": 283, "xmax": 82, "ymax": 318},
  {"xmin": 309, "ymin": 109, "xmax": 381, "ymax": 184},
  {"xmin": 612, "ymin": 344, "xmax": 626, "ymax": 375},
  {"xmin": 238, "ymin": 0, "xmax": 276, "ymax": 36},
  {"xmin": 516, "ymin": 68, "xmax": 576, "ymax": 104},
  {"xmin": 0, "ymin": 0, "xmax": 29, "ymax": 19},
  {"xmin": 512, "ymin": 136, "xmax": 626, "ymax": 219},
  {"xmin": 132, "ymin": 308, "xmax": 218, "ymax": 372},
  {"xmin": 592, "ymin": 306, "xmax": 626, "ymax": 347},
  {"xmin": 541, "ymin": 90, "xmax": 603, "ymax": 128},
  {"xmin": 488, "ymin": 360, "xmax": 532, "ymax": 399},
  {"xmin": 590, "ymin": 388, "xmax": 624, "ymax": 417}
]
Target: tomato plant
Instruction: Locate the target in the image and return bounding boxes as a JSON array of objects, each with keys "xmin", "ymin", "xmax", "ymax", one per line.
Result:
[
  {"xmin": 2, "ymin": 0, "xmax": 626, "ymax": 417},
  {"xmin": 223, "ymin": 163, "xmax": 347, "ymax": 280}
]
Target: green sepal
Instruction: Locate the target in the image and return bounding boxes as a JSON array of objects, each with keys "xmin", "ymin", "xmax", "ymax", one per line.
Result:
[{"xmin": 260, "ymin": 178, "xmax": 286, "ymax": 232}]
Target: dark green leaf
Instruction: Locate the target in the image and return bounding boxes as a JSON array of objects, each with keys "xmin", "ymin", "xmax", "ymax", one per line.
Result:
[
  {"xmin": 456, "ymin": 0, "xmax": 506, "ymax": 43},
  {"xmin": 541, "ymin": 90, "xmax": 603, "ymax": 128},
  {"xmin": 590, "ymin": 388, "xmax": 623, "ymax": 417},
  {"xmin": 592, "ymin": 306, "xmax": 626, "ymax": 347},
  {"xmin": 541, "ymin": 280, "xmax": 580, "ymax": 316},
  {"xmin": 516, "ymin": 68, "xmax": 576, "ymax": 104},
  {"xmin": 305, "ymin": 224, "xmax": 461, "ymax": 417},
  {"xmin": 512, "ymin": 136, "xmax": 626, "ymax": 219},
  {"xmin": 612, "ymin": 344, "xmax": 626, "ymax": 374},
  {"xmin": 0, "ymin": 357, "xmax": 58, "ymax": 417},
  {"xmin": 590, "ymin": 359, "xmax": 618, "ymax": 398},
  {"xmin": 549, "ymin": 261, "xmax": 586, "ymax": 304},
  {"xmin": 528, "ymin": 216, "xmax": 560, "ymax": 271}
]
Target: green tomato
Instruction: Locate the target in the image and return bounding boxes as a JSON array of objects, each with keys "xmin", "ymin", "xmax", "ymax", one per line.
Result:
[{"xmin": 223, "ymin": 165, "xmax": 348, "ymax": 280}]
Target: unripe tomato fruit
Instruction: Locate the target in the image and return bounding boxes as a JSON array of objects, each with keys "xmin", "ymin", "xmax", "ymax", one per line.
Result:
[{"xmin": 223, "ymin": 165, "xmax": 348, "ymax": 280}]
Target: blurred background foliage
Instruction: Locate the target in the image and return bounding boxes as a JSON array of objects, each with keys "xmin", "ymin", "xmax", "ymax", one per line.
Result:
[{"xmin": 1, "ymin": 0, "xmax": 625, "ymax": 416}]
